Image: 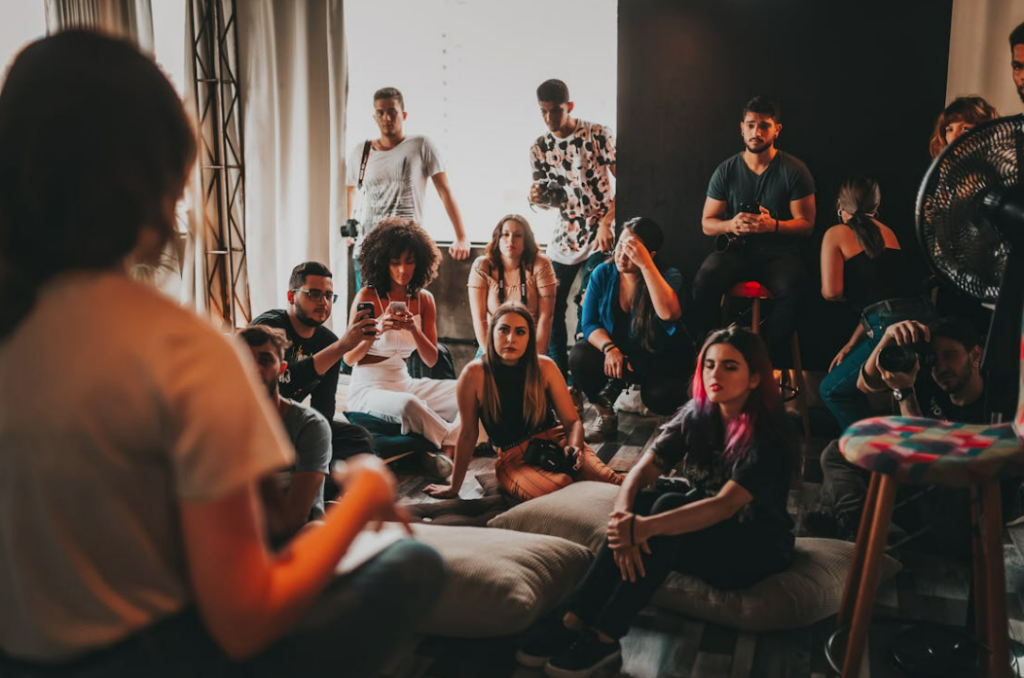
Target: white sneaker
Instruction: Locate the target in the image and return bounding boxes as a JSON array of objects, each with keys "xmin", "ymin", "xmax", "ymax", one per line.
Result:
[
  {"xmin": 584, "ymin": 413, "xmax": 618, "ymax": 444},
  {"xmin": 614, "ymin": 387, "xmax": 650, "ymax": 415}
]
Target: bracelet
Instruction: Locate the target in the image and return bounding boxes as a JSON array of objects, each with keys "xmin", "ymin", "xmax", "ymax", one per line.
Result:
[
  {"xmin": 601, "ymin": 341, "xmax": 617, "ymax": 354},
  {"xmin": 773, "ymin": 218, "xmax": 780, "ymax": 233},
  {"xmin": 629, "ymin": 514, "xmax": 636, "ymax": 546}
]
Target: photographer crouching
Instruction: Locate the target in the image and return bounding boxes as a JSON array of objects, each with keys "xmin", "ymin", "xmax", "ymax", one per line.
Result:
[{"xmin": 810, "ymin": 317, "xmax": 987, "ymax": 553}]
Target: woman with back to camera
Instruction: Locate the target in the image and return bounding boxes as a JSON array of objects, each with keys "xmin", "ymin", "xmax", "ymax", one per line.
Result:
[
  {"xmin": 516, "ymin": 327, "xmax": 796, "ymax": 678},
  {"xmin": 0, "ymin": 31, "xmax": 442, "ymax": 678},
  {"xmin": 467, "ymin": 213, "xmax": 556, "ymax": 356},
  {"xmin": 818, "ymin": 175, "xmax": 932, "ymax": 430},
  {"xmin": 344, "ymin": 217, "xmax": 459, "ymax": 479},
  {"xmin": 424, "ymin": 303, "xmax": 621, "ymax": 502},
  {"xmin": 569, "ymin": 216, "xmax": 693, "ymax": 443}
]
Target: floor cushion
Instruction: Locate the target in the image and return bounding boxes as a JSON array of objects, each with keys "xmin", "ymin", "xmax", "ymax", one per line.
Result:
[
  {"xmin": 488, "ymin": 481, "xmax": 901, "ymax": 631},
  {"xmin": 412, "ymin": 523, "xmax": 592, "ymax": 637}
]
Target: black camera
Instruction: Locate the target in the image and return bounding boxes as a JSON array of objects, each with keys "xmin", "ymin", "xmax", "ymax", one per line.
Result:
[
  {"xmin": 877, "ymin": 342, "xmax": 934, "ymax": 373},
  {"xmin": 715, "ymin": 202, "xmax": 760, "ymax": 252},
  {"xmin": 340, "ymin": 218, "xmax": 360, "ymax": 238},
  {"xmin": 522, "ymin": 438, "xmax": 575, "ymax": 475},
  {"xmin": 535, "ymin": 179, "xmax": 567, "ymax": 209}
]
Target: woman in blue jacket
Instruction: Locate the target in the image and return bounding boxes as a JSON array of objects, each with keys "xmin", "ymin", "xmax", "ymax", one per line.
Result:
[{"xmin": 569, "ymin": 217, "xmax": 694, "ymax": 442}]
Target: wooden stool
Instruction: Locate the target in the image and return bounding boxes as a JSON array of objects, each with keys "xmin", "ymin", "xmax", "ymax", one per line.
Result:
[
  {"xmin": 721, "ymin": 281, "xmax": 811, "ymax": 441},
  {"xmin": 834, "ymin": 416, "xmax": 1024, "ymax": 678}
]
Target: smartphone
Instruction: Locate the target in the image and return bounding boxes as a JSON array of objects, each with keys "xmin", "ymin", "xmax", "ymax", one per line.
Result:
[
  {"xmin": 390, "ymin": 301, "xmax": 407, "ymax": 314},
  {"xmin": 356, "ymin": 301, "xmax": 375, "ymax": 319}
]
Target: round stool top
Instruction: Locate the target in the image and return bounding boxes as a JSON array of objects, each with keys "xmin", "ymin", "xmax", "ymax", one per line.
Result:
[
  {"xmin": 728, "ymin": 281, "xmax": 771, "ymax": 299},
  {"xmin": 839, "ymin": 416, "xmax": 1024, "ymax": 486}
]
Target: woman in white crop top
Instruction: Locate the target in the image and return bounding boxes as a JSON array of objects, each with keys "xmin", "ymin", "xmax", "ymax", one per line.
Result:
[{"xmin": 344, "ymin": 218, "xmax": 460, "ymax": 479}]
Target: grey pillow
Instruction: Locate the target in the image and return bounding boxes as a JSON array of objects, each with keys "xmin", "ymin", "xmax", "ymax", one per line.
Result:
[
  {"xmin": 411, "ymin": 523, "xmax": 593, "ymax": 637},
  {"xmin": 488, "ymin": 481, "xmax": 902, "ymax": 631}
]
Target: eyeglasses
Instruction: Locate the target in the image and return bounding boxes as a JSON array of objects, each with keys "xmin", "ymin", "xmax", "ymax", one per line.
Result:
[{"xmin": 294, "ymin": 288, "xmax": 338, "ymax": 303}]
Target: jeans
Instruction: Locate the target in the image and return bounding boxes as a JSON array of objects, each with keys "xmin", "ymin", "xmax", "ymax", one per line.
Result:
[
  {"xmin": 330, "ymin": 418, "xmax": 375, "ymax": 460},
  {"xmin": 568, "ymin": 340, "xmax": 692, "ymax": 416},
  {"xmin": 0, "ymin": 540, "xmax": 445, "ymax": 678},
  {"xmin": 565, "ymin": 489, "xmax": 792, "ymax": 640},
  {"xmin": 818, "ymin": 298, "xmax": 935, "ymax": 431},
  {"xmin": 548, "ymin": 252, "xmax": 609, "ymax": 377},
  {"xmin": 690, "ymin": 248, "xmax": 805, "ymax": 366}
]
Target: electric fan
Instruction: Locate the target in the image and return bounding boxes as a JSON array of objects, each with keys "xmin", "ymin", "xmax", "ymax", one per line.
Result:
[{"xmin": 917, "ymin": 114, "xmax": 1024, "ymax": 423}]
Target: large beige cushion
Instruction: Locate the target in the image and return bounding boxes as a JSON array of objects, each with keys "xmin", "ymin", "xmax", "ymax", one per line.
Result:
[
  {"xmin": 488, "ymin": 481, "xmax": 901, "ymax": 631},
  {"xmin": 411, "ymin": 523, "xmax": 593, "ymax": 637}
]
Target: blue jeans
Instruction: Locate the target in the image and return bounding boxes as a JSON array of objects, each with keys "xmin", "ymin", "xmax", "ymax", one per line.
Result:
[
  {"xmin": 0, "ymin": 540, "xmax": 444, "ymax": 678},
  {"xmin": 819, "ymin": 299, "xmax": 935, "ymax": 430},
  {"xmin": 548, "ymin": 252, "xmax": 608, "ymax": 378}
]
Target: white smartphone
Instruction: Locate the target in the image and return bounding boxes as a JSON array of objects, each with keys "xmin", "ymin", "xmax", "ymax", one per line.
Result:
[{"xmin": 390, "ymin": 301, "xmax": 407, "ymax": 314}]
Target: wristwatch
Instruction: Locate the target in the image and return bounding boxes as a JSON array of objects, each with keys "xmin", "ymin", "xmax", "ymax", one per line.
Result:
[{"xmin": 892, "ymin": 387, "xmax": 915, "ymax": 402}]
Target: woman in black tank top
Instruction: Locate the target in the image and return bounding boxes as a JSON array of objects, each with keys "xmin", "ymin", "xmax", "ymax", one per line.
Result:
[{"xmin": 424, "ymin": 303, "xmax": 621, "ymax": 502}]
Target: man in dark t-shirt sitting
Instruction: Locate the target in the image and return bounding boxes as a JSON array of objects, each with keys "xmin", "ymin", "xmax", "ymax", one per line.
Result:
[
  {"xmin": 691, "ymin": 96, "xmax": 816, "ymax": 364},
  {"xmin": 252, "ymin": 261, "xmax": 377, "ymax": 461}
]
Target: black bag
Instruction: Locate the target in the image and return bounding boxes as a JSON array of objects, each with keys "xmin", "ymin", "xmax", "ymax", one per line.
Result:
[
  {"xmin": 522, "ymin": 438, "xmax": 575, "ymax": 476},
  {"xmin": 406, "ymin": 343, "xmax": 457, "ymax": 380}
]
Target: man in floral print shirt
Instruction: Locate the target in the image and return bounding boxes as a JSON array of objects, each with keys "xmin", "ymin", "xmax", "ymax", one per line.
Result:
[{"xmin": 529, "ymin": 79, "xmax": 617, "ymax": 379}]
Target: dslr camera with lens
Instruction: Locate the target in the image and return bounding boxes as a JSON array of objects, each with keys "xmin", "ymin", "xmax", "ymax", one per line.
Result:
[
  {"xmin": 339, "ymin": 218, "xmax": 360, "ymax": 239},
  {"xmin": 877, "ymin": 341, "xmax": 934, "ymax": 373},
  {"xmin": 534, "ymin": 179, "xmax": 567, "ymax": 209},
  {"xmin": 715, "ymin": 201, "xmax": 760, "ymax": 252}
]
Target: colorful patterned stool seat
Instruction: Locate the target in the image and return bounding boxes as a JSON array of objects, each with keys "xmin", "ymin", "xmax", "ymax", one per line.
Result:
[{"xmin": 840, "ymin": 416, "xmax": 1024, "ymax": 487}]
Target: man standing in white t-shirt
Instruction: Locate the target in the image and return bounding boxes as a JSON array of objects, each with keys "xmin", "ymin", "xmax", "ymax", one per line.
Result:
[
  {"xmin": 529, "ymin": 78, "xmax": 617, "ymax": 378},
  {"xmin": 345, "ymin": 86, "xmax": 470, "ymax": 287}
]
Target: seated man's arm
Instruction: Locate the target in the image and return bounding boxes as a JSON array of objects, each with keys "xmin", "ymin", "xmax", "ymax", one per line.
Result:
[
  {"xmin": 776, "ymin": 194, "xmax": 815, "ymax": 236},
  {"xmin": 701, "ymin": 196, "xmax": 736, "ymax": 236},
  {"xmin": 308, "ymin": 362, "xmax": 341, "ymax": 422}
]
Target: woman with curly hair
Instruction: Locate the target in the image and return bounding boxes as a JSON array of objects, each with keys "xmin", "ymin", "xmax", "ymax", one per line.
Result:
[
  {"xmin": 344, "ymin": 218, "xmax": 459, "ymax": 479},
  {"xmin": 467, "ymin": 214, "xmax": 556, "ymax": 356},
  {"xmin": 928, "ymin": 96, "xmax": 998, "ymax": 158}
]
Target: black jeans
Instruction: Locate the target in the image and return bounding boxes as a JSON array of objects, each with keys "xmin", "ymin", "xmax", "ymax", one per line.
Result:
[
  {"xmin": 330, "ymin": 419, "xmax": 374, "ymax": 460},
  {"xmin": 565, "ymin": 489, "xmax": 791, "ymax": 640},
  {"xmin": 568, "ymin": 340, "xmax": 691, "ymax": 416},
  {"xmin": 0, "ymin": 540, "xmax": 445, "ymax": 678},
  {"xmin": 690, "ymin": 248, "xmax": 806, "ymax": 366},
  {"xmin": 549, "ymin": 253, "xmax": 608, "ymax": 377}
]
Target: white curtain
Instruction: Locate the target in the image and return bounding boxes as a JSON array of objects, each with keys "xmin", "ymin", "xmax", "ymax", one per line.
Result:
[
  {"xmin": 237, "ymin": 0, "xmax": 349, "ymax": 330},
  {"xmin": 948, "ymin": 0, "xmax": 1024, "ymax": 115},
  {"xmin": 44, "ymin": 0, "xmax": 153, "ymax": 52}
]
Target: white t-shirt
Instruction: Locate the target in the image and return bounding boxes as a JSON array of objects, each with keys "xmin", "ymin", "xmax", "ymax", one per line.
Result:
[
  {"xmin": 345, "ymin": 135, "xmax": 444, "ymax": 240},
  {"xmin": 0, "ymin": 272, "xmax": 293, "ymax": 661}
]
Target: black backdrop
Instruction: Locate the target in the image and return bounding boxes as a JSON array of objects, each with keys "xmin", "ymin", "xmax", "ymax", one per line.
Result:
[{"xmin": 616, "ymin": 0, "xmax": 954, "ymax": 369}]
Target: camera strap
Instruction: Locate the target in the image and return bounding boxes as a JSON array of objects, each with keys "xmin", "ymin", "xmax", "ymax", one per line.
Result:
[
  {"xmin": 497, "ymin": 262, "xmax": 528, "ymax": 306},
  {"xmin": 357, "ymin": 140, "xmax": 372, "ymax": 189}
]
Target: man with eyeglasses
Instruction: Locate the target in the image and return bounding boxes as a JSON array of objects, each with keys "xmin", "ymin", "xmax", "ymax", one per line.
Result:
[
  {"xmin": 345, "ymin": 86, "xmax": 470, "ymax": 286},
  {"xmin": 253, "ymin": 262, "xmax": 377, "ymax": 462}
]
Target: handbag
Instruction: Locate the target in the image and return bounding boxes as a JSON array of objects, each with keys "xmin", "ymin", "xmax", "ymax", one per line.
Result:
[{"xmin": 521, "ymin": 437, "xmax": 576, "ymax": 476}]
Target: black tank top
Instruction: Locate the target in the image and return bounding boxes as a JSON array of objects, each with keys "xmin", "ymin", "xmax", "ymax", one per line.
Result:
[
  {"xmin": 482, "ymin": 361, "xmax": 555, "ymax": 449},
  {"xmin": 844, "ymin": 249, "xmax": 919, "ymax": 311}
]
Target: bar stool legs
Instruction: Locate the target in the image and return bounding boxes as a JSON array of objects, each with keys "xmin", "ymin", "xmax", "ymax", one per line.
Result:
[
  {"xmin": 836, "ymin": 473, "xmax": 898, "ymax": 678},
  {"xmin": 980, "ymin": 479, "xmax": 1011, "ymax": 678}
]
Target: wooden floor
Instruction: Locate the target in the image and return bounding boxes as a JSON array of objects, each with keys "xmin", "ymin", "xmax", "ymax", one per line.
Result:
[{"xmin": 379, "ymin": 392, "xmax": 1024, "ymax": 678}]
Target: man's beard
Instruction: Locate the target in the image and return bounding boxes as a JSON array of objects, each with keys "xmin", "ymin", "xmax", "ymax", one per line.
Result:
[
  {"xmin": 295, "ymin": 305, "xmax": 326, "ymax": 328},
  {"xmin": 1017, "ymin": 85, "xmax": 1024, "ymax": 106},
  {"xmin": 746, "ymin": 139, "xmax": 773, "ymax": 154},
  {"xmin": 265, "ymin": 380, "xmax": 279, "ymax": 400}
]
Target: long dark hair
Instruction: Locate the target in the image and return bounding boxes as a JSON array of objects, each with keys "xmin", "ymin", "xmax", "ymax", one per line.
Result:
[
  {"xmin": 670, "ymin": 326, "xmax": 795, "ymax": 474},
  {"xmin": 0, "ymin": 31, "xmax": 196, "ymax": 338},
  {"xmin": 480, "ymin": 303, "xmax": 547, "ymax": 430},
  {"xmin": 621, "ymin": 217, "xmax": 664, "ymax": 352},
  {"xmin": 484, "ymin": 214, "xmax": 539, "ymax": 272},
  {"xmin": 836, "ymin": 176, "xmax": 884, "ymax": 259}
]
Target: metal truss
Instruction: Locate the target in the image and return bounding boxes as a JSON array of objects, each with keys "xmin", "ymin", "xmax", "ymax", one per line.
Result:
[{"xmin": 188, "ymin": 0, "xmax": 250, "ymax": 326}]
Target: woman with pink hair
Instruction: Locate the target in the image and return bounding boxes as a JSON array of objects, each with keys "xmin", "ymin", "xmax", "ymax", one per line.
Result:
[{"xmin": 517, "ymin": 326, "xmax": 797, "ymax": 678}]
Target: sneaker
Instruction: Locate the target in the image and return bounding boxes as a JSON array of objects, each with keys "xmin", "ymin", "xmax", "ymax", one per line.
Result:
[
  {"xmin": 544, "ymin": 631, "xmax": 622, "ymax": 678},
  {"xmin": 584, "ymin": 413, "xmax": 618, "ymax": 444},
  {"xmin": 594, "ymin": 378, "xmax": 626, "ymax": 410},
  {"xmin": 515, "ymin": 618, "xmax": 580, "ymax": 668},
  {"xmin": 419, "ymin": 451, "xmax": 453, "ymax": 480},
  {"xmin": 614, "ymin": 387, "xmax": 649, "ymax": 416}
]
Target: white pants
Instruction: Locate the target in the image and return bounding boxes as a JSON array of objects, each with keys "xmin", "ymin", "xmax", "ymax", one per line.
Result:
[{"xmin": 348, "ymin": 355, "xmax": 460, "ymax": 448}]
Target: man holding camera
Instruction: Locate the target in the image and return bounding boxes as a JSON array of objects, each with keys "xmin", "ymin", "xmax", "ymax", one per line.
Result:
[
  {"xmin": 812, "ymin": 317, "xmax": 986, "ymax": 550},
  {"xmin": 529, "ymin": 79, "xmax": 617, "ymax": 378},
  {"xmin": 691, "ymin": 96, "xmax": 815, "ymax": 364},
  {"xmin": 345, "ymin": 86, "xmax": 470, "ymax": 287}
]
